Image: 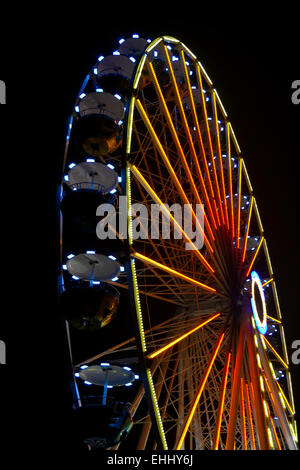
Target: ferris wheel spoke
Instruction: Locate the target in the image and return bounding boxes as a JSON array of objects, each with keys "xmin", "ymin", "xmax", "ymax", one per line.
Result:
[
  {"xmin": 130, "ymin": 164, "xmax": 222, "ymax": 283},
  {"xmin": 244, "ymin": 381, "xmax": 256, "ymax": 449},
  {"xmin": 146, "ymin": 59, "xmax": 217, "ymax": 245},
  {"xmin": 134, "ymin": 98, "xmax": 215, "ymax": 255},
  {"xmin": 194, "ymin": 62, "xmax": 225, "ymax": 226},
  {"xmin": 211, "ymin": 89, "xmax": 229, "ymax": 230},
  {"xmin": 213, "ymin": 350, "xmax": 231, "ymax": 449},
  {"xmin": 241, "ymin": 195, "xmax": 254, "ymax": 263},
  {"xmin": 175, "ymin": 330, "xmax": 225, "ymax": 449},
  {"xmin": 147, "ymin": 313, "xmax": 221, "ymax": 359},
  {"xmin": 245, "ymin": 236, "xmax": 264, "ymax": 278}
]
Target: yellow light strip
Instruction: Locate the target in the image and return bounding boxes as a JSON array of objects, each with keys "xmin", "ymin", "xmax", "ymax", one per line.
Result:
[
  {"xmin": 271, "ymin": 281, "xmax": 282, "ymax": 320},
  {"xmin": 133, "ymin": 251, "xmax": 217, "ymax": 293},
  {"xmin": 197, "ymin": 60, "xmax": 213, "ymax": 85},
  {"xmin": 226, "ymin": 122, "xmax": 235, "ymax": 239},
  {"xmin": 147, "ymin": 58, "xmax": 216, "ymax": 245},
  {"xmin": 145, "ymin": 36, "xmax": 163, "ymax": 52},
  {"xmin": 146, "ymin": 368, "xmax": 168, "ymax": 449},
  {"xmin": 134, "ymin": 97, "xmax": 213, "ymax": 252},
  {"xmin": 181, "ymin": 42, "xmax": 197, "ymax": 60},
  {"xmin": 126, "ymin": 96, "xmax": 135, "ymax": 154},
  {"xmin": 133, "ymin": 54, "xmax": 147, "ymax": 90},
  {"xmin": 236, "ymin": 158, "xmax": 243, "ymax": 249},
  {"xmin": 211, "ymin": 89, "xmax": 229, "ymax": 229},
  {"xmin": 214, "ymin": 88, "xmax": 228, "ymax": 118},
  {"xmin": 213, "ymin": 351, "xmax": 231, "ymax": 450},
  {"xmin": 162, "ymin": 35, "xmax": 179, "ymax": 44},
  {"xmin": 241, "ymin": 195, "xmax": 254, "ymax": 263},
  {"xmin": 263, "ymin": 239, "xmax": 274, "ymax": 277},
  {"xmin": 130, "ymin": 164, "xmax": 215, "ymax": 274},
  {"xmin": 176, "ymin": 332, "xmax": 225, "ymax": 449},
  {"xmin": 245, "ymin": 236, "xmax": 264, "ymax": 277},
  {"xmin": 262, "ymin": 278, "xmax": 274, "ymax": 287},
  {"xmin": 228, "ymin": 122, "xmax": 241, "ymax": 154},
  {"xmin": 242, "ymin": 160, "xmax": 253, "ymax": 194},
  {"xmin": 177, "ymin": 52, "xmax": 218, "ymax": 233},
  {"xmin": 261, "ymin": 335, "xmax": 289, "ymax": 370},
  {"xmin": 253, "ymin": 198, "xmax": 264, "ymax": 234},
  {"xmin": 266, "ymin": 315, "xmax": 281, "ymax": 324},
  {"xmin": 148, "ymin": 313, "xmax": 221, "ymax": 359},
  {"xmin": 275, "ymin": 379, "xmax": 295, "ymax": 416}
]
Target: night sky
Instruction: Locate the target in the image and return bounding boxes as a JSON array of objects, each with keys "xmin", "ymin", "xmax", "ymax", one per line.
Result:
[{"xmin": 0, "ymin": 8, "xmax": 299, "ymax": 457}]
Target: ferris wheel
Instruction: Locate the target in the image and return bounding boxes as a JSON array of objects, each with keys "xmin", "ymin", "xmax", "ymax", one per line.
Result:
[{"xmin": 58, "ymin": 34, "xmax": 298, "ymax": 451}]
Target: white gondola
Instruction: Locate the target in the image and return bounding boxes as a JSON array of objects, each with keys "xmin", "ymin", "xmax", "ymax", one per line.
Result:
[
  {"xmin": 66, "ymin": 161, "xmax": 118, "ymax": 193},
  {"xmin": 79, "ymin": 91, "xmax": 125, "ymax": 122},
  {"xmin": 67, "ymin": 253, "xmax": 120, "ymax": 281},
  {"xmin": 79, "ymin": 364, "xmax": 135, "ymax": 387}
]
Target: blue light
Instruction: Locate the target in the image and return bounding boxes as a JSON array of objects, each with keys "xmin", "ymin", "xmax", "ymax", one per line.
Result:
[
  {"xmin": 108, "ymin": 255, "xmax": 117, "ymax": 261},
  {"xmin": 96, "ymin": 88, "xmax": 103, "ymax": 92},
  {"xmin": 62, "ymin": 264, "xmax": 67, "ymax": 270},
  {"xmin": 79, "ymin": 93, "xmax": 86, "ymax": 99},
  {"xmin": 93, "ymin": 68, "xmax": 98, "ymax": 75},
  {"xmin": 74, "ymin": 373, "xmax": 80, "ymax": 377},
  {"xmin": 106, "ymin": 163, "xmax": 115, "ymax": 170},
  {"xmin": 98, "ymin": 55, "xmax": 104, "ymax": 62},
  {"xmin": 100, "ymin": 362, "xmax": 110, "ymax": 367},
  {"xmin": 72, "ymin": 275, "xmax": 80, "ymax": 280},
  {"xmin": 134, "ymin": 375, "xmax": 139, "ymax": 380},
  {"xmin": 119, "ymin": 38, "xmax": 125, "ymax": 44},
  {"xmin": 125, "ymin": 382, "xmax": 133, "ymax": 387},
  {"xmin": 84, "ymin": 381, "xmax": 92, "ymax": 385},
  {"xmin": 68, "ymin": 163, "xmax": 76, "ymax": 169},
  {"xmin": 132, "ymin": 34, "xmax": 139, "ymax": 38},
  {"xmin": 64, "ymin": 175, "xmax": 69, "ymax": 182},
  {"xmin": 67, "ymin": 254, "xmax": 75, "ymax": 259},
  {"xmin": 86, "ymin": 250, "xmax": 96, "ymax": 254},
  {"xmin": 75, "ymin": 105, "xmax": 79, "ymax": 112},
  {"xmin": 123, "ymin": 366, "xmax": 131, "ymax": 371},
  {"xmin": 113, "ymin": 50, "xmax": 120, "ymax": 55},
  {"xmin": 129, "ymin": 56, "xmax": 136, "ymax": 63},
  {"xmin": 110, "ymin": 188, "xmax": 117, "ymax": 194},
  {"xmin": 80, "ymin": 365, "xmax": 88, "ymax": 369},
  {"xmin": 86, "ymin": 158, "xmax": 95, "ymax": 162},
  {"xmin": 111, "ymin": 277, "xmax": 119, "ymax": 282},
  {"xmin": 114, "ymin": 93, "xmax": 122, "ymax": 100},
  {"xmin": 118, "ymin": 176, "xmax": 122, "ymax": 183}
]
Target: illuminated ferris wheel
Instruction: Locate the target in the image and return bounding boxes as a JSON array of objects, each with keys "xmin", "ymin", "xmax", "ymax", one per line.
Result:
[{"xmin": 58, "ymin": 34, "xmax": 298, "ymax": 451}]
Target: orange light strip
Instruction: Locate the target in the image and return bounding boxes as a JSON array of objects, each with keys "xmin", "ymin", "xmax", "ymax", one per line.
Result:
[
  {"xmin": 195, "ymin": 61, "xmax": 221, "ymax": 227},
  {"xmin": 146, "ymin": 60, "xmax": 217, "ymax": 241},
  {"xmin": 178, "ymin": 52, "xmax": 218, "ymax": 232},
  {"xmin": 130, "ymin": 164, "xmax": 215, "ymax": 275},
  {"xmin": 236, "ymin": 158, "xmax": 243, "ymax": 249},
  {"xmin": 240, "ymin": 378, "xmax": 248, "ymax": 450},
  {"xmin": 148, "ymin": 313, "xmax": 221, "ymax": 359},
  {"xmin": 241, "ymin": 196, "xmax": 254, "ymax": 263},
  {"xmin": 211, "ymin": 89, "xmax": 229, "ymax": 230},
  {"xmin": 213, "ymin": 351, "xmax": 231, "ymax": 449},
  {"xmin": 134, "ymin": 97, "xmax": 214, "ymax": 254},
  {"xmin": 245, "ymin": 236, "xmax": 264, "ymax": 278},
  {"xmin": 261, "ymin": 336, "xmax": 289, "ymax": 370},
  {"xmin": 245, "ymin": 383, "xmax": 256, "ymax": 449},
  {"xmin": 226, "ymin": 123, "xmax": 235, "ymax": 239},
  {"xmin": 133, "ymin": 251, "xmax": 217, "ymax": 293},
  {"xmin": 176, "ymin": 332, "xmax": 225, "ymax": 449}
]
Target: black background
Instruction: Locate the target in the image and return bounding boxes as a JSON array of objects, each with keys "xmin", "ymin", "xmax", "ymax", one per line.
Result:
[{"xmin": 0, "ymin": 6, "xmax": 299, "ymax": 460}]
